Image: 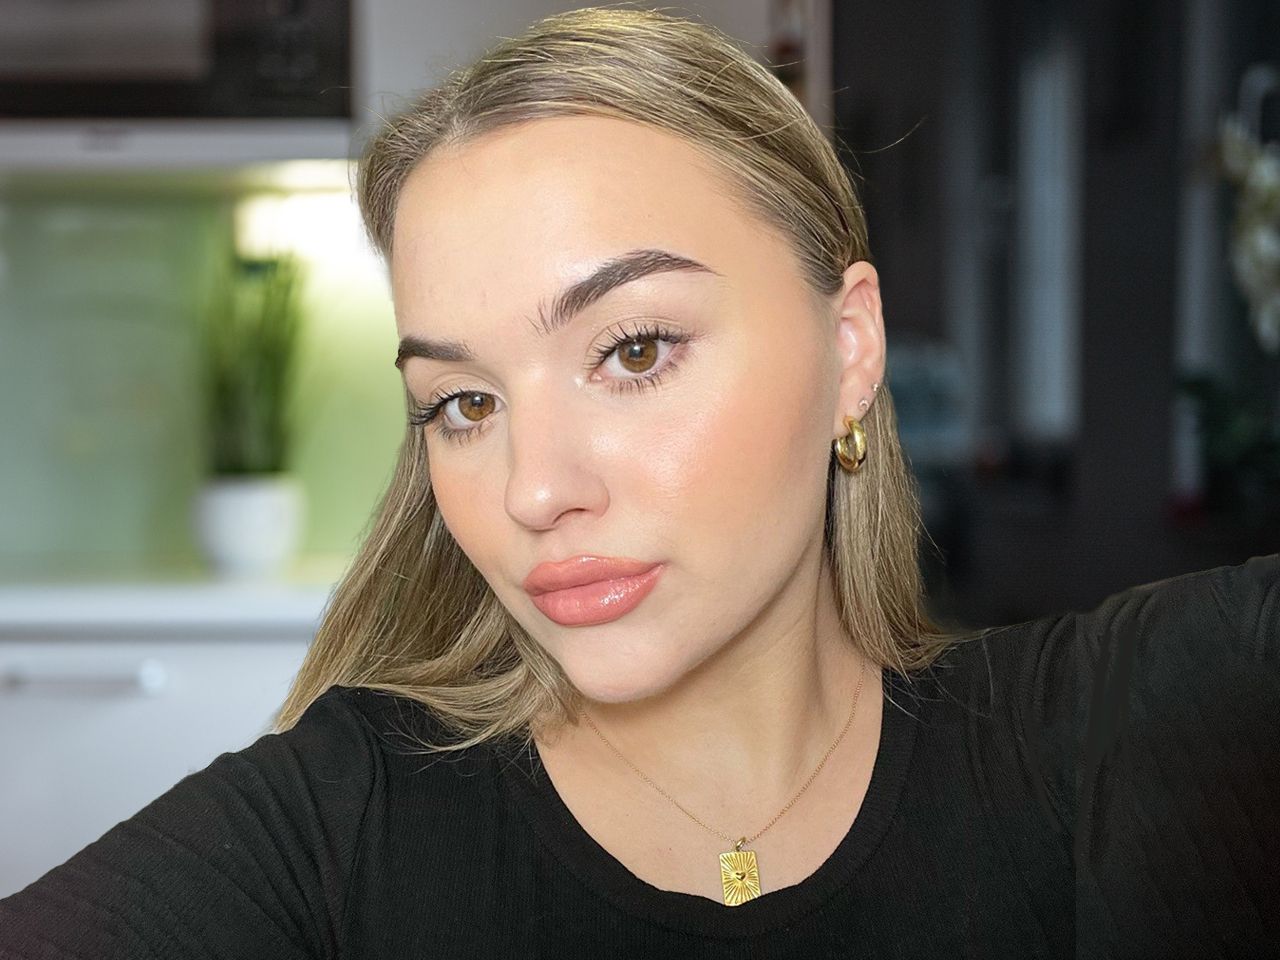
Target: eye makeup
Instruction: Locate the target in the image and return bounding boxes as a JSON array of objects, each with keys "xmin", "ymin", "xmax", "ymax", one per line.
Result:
[{"xmin": 408, "ymin": 319, "xmax": 697, "ymax": 445}]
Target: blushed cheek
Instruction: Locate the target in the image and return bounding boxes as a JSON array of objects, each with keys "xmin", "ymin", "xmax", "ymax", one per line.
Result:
[
  {"xmin": 637, "ymin": 347, "xmax": 821, "ymax": 565},
  {"xmin": 428, "ymin": 454, "xmax": 506, "ymax": 575}
]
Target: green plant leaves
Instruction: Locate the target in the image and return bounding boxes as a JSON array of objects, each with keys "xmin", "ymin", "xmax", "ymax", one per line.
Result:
[{"xmin": 198, "ymin": 253, "xmax": 306, "ymax": 475}]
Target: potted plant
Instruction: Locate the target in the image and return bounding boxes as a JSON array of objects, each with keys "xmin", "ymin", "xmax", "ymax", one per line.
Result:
[
  {"xmin": 1217, "ymin": 63, "xmax": 1280, "ymax": 358},
  {"xmin": 1186, "ymin": 62, "xmax": 1280, "ymax": 530},
  {"xmin": 193, "ymin": 252, "xmax": 308, "ymax": 579},
  {"xmin": 1176, "ymin": 372, "xmax": 1280, "ymax": 526}
]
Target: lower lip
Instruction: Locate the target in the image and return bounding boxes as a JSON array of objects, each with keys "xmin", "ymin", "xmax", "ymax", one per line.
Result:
[{"xmin": 529, "ymin": 564, "xmax": 665, "ymax": 626}]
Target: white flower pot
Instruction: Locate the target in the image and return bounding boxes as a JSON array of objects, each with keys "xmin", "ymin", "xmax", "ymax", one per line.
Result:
[{"xmin": 193, "ymin": 474, "xmax": 305, "ymax": 580}]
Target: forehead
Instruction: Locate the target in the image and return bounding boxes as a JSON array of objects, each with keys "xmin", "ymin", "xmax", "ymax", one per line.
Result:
[{"xmin": 388, "ymin": 115, "xmax": 758, "ymax": 319}]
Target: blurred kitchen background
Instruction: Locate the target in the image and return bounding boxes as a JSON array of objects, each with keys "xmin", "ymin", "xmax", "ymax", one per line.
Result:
[{"xmin": 1, "ymin": 0, "xmax": 1277, "ymax": 898}]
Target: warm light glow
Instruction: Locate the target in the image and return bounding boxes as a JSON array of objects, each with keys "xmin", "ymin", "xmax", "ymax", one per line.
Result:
[{"xmin": 233, "ymin": 177, "xmax": 379, "ymax": 271}]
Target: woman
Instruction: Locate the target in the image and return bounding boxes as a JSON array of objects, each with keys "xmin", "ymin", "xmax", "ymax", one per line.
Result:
[{"xmin": 2, "ymin": 7, "xmax": 1277, "ymax": 958}]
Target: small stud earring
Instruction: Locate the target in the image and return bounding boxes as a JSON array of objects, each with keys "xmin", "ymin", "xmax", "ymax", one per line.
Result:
[{"xmin": 858, "ymin": 398, "xmax": 869, "ymax": 410}]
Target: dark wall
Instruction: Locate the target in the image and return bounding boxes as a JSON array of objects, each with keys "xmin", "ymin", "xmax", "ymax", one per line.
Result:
[
  {"xmin": 830, "ymin": 0, "xmax": 946, "ymax": 342},
  {"xmin": 1074, "ymin": 0, "xmax": 1182, "ymax": 525},
  {"xmin": 830, "ymin": 0, "xmax": 1279, "ymax": 626}
]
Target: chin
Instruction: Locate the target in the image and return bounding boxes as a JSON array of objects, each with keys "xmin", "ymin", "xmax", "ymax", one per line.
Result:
[{"xmin": 559, "ymin": 648, "xmax": 689, "ymax": 707}]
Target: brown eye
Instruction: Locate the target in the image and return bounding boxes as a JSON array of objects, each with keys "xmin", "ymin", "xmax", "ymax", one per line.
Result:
[
  {"xmin": 415, "ymin": 322, "xmax": 693, "ymax": 445},
  {"xmin": 617, "ymin": 337, "xmax": 659, "ymax": 374},
  {"xmin": 458, "ymin": 392, "xmax": 494, "ymax": 422}
]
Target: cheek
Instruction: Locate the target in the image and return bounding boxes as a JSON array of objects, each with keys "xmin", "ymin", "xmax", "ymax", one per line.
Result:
[
  {"xmin": 427, "ymin": 447, "xmax": 508, "ymax": 571},
  {"xmin": 636, "ymin": 334, "xmax": 827, "ymax": 557}
]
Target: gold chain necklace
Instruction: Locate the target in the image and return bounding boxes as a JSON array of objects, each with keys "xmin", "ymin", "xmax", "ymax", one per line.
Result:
[{"xmin": 579, "ymin": 660, "xmax": 868, "ymax": 907}]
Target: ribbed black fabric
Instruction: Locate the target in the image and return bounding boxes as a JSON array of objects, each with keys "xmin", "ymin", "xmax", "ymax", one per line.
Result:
[{"xmin": 1, "ymin": 553, "xmax": 1276, "ymax": 959}]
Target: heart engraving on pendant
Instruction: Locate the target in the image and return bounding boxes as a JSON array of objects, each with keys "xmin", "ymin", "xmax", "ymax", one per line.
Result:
[{"xmin": 720, "ymin": 847, "xmax": 761, "ymax": 906}]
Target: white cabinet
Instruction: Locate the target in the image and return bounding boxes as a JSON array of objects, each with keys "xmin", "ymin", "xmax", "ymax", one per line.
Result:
[
  {"xmin": 0, "ymin": 118, "xmax": 354, "ymax": 171},
  {"xmin": 354, "ymin": 0, "xmax": 771, "ymax": 135},
  {"xmin": 0, "ymin": 583, "xmax": 328, "ymax": 900},
  {"xmin": 0, "ymin": 1, "xmax": 772, "ymax": 169}
]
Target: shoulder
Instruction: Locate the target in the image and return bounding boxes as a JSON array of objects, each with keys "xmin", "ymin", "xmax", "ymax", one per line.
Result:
[
  {"xmin": 1072, "ymin": 554, "xmax": 1280, "ymax": 949},
  {"xmin": 138, "ymin": 682, "xmax": 389, "ymax": 887},
  {"xmin": 1072, "ymin": 552, "xmax": 1280, "ymax": 771},
  {"xmin": 963, "ymin": 553, "xmax": 1280, "ymax": 951},
  {"xmin": 1034, "ymin": 550, "xmax": 1279, "ymax": 754},
  {"xmin": 268, "ymin": 682, "xmax": 381, "ymax": 758},
  {"xmin": 922, "ymin": 553, "xmax": 1280, "ymax": 837},
  {"xmin": 328, "ymin": 685, "xmax": 503, "ymax": 784},
  {"xmin": 215, "ymin": 683, "xmax": 386, "ymax": 812},
  {"xmin": 976, "ymin": 549, "xmax": 1279, "ymax": 717},
  {"xmin": 0, "ymin": 683, "xmax": 385, "ymax": 958},
  {"xmin": 1058, "ymin": 551, "xmax": 1280, "ymax": 792},
  {"xmin": 1067, "ymin": 550, "xmax": 1280, "ymax": 771},
  {"xmin": 1078, "ymin": 550, "xmax": 1279, "ymax": 660},
  {"xmin": 108, "ymin": 683, "xmax": 387, "ymax": 842}
]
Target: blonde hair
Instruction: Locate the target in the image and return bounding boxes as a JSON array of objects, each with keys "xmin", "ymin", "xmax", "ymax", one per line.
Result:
[{"xmin": 273, "ymin": 5, "xmax": 978, "ymax": 751}]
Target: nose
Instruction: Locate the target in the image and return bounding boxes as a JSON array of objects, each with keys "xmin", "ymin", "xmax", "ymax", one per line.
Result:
[{"xmin": 502, "ymin": 397, "xmax": 609, "ymax": 532}]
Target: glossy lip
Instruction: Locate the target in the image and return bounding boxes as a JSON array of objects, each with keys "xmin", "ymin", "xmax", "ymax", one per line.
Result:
[
  {"xmin": 528, "ymin": 564, "xmax": 665, "ymax": 627},
  {"xmin": 522, "ymin": 555, "xmax": 661, "ymax": 597}
]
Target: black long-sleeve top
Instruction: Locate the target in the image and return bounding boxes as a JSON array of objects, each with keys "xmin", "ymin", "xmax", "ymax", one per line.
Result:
[{"xmin": 1, "ymin": 553, "xmax": 1278, "ymax": 958}]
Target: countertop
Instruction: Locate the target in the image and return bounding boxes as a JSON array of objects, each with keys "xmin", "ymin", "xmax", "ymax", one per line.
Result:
[{"xmin": 0, "ymin": 579, "xmax": 338, "ymax": 635}]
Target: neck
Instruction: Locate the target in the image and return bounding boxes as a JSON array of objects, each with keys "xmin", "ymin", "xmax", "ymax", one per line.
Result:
[{"xmin": 537, "ymin": 546, "xmax": 879, "ymax": 832}]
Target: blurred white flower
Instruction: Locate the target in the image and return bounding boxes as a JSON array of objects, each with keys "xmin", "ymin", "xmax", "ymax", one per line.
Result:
[
  {"xmin": 1253, "ymin": 294, "xmax": 1280, "ymax": 354},
  {"xmin": 1244, "ymin": 144, "xmax": 1280, "ymax": 209},
  {"xmin": 1219, "ymin": 101, "xmax": 1280, "ymax": 355},
  {"xmin": 1247, "ymin": 221, "xmax": 1280, "ymax": 273},
  {"xmin": 1219, "ymin": 114, "xmax": 1259, "ymax": 180},
  {"xmin": 1231, "ymin": 222, "xmax": 1280, "ymax": 300}
]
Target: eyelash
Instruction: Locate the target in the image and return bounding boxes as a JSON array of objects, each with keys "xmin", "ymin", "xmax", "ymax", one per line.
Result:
[{"xmin": 408, "ymin": 321, "xmax": 692, "ymax": 445}]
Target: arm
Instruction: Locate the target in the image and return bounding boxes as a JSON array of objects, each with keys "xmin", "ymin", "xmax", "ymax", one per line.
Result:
[
  {"xmin": 1073, "ymin": 553, "xmax": 1280, "ymax": 955},
  {"xmin": 0, "ymin": 685, "xmax": 376, "ymax": 960}
]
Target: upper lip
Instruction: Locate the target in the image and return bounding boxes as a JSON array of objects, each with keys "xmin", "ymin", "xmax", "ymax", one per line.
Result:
[{"xmin": 522, "ymin": 555, "xmax": 660, "ymax": 596}]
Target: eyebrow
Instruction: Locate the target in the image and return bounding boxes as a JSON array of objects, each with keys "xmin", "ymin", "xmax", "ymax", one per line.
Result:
[{"xmin": 394, "ymin": 248, "xmax": 721, "ymax": 369}]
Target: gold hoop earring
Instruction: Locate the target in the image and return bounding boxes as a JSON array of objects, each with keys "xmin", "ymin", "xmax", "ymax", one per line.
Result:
[{"xmin": 833, "ymin": 414, "xmax": 868, "ymax": 473}]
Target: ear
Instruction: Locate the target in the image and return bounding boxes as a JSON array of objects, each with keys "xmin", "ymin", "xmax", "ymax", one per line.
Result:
[{"xmin": 831, "ymin": 260, "xmax": 887, "ymax": 439}]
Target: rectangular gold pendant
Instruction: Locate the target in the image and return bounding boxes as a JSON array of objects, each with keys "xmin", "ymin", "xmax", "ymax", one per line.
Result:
[{"xmin": 719, "ymin": 848, "xmax": 761, "ymax": 906}]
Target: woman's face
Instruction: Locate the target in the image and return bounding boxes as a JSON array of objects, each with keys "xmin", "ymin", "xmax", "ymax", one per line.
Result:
[{"xmin": 391, "ymin": 114, "xmax": 882, "ymax": 705}]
